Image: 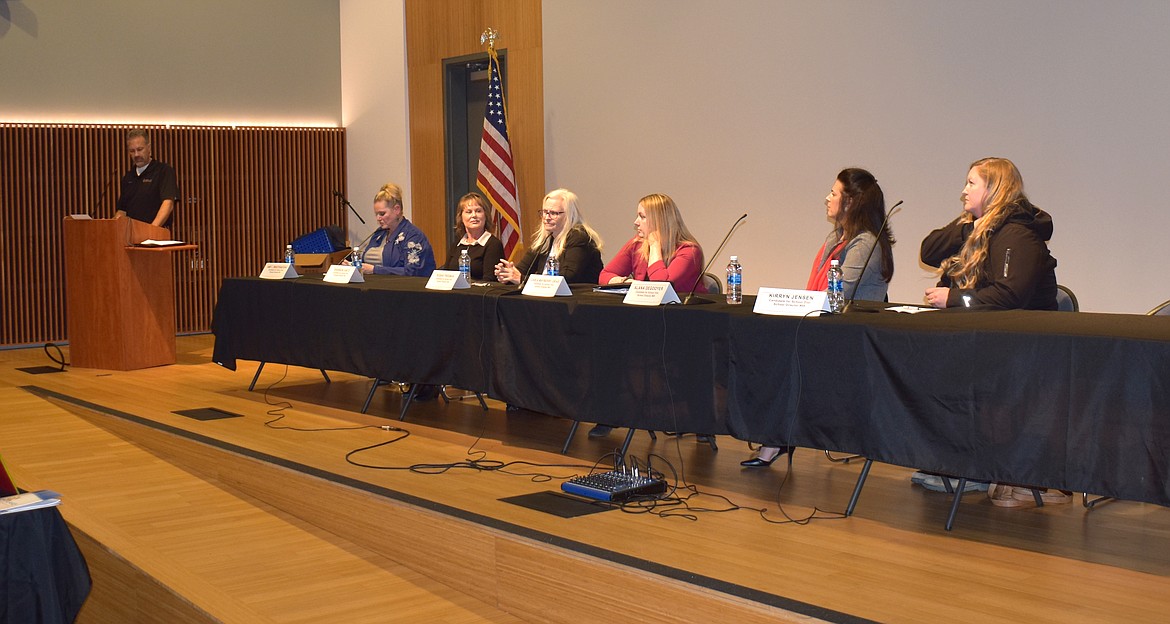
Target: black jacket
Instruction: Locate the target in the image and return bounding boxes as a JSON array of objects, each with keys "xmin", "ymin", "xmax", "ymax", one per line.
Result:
[{"xmin": 920, "ymin": 199, "xmax": 1058, "ymax": 310}]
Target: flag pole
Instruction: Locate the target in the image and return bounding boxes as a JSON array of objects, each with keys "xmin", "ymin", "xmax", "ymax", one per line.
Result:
[{"xmin": 475, "ymin": 27, "xmax": 523, "ymax": 262}]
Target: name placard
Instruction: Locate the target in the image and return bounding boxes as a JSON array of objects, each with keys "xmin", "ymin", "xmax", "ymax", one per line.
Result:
[
  {"xmin": 425, "ymin": 270, "xmax": 471, "ymax": 291},
  {"xmin": 323, "ymin": 264, "xmax": 365, "ymax": 284},
  {"xmin": 259, "ymin": 262, "xmax": 300, "ymax": 280},
  {"xmin": 622, "ymin": 280, "xmax": 681, "ymax": 306},
  {"xmin": 521, "ymin": 274, "xmax": 572, "ymax": 297},
  {"xmin": 753, "ymin": 288, "xmax": 829, "ymax": 316}
]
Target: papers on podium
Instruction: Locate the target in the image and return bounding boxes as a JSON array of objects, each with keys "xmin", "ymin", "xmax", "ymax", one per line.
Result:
[
  {"xmin": 522, "ymin": 275, "xmax": 572, "ymax": 297},
  {"xmin": 0, "ymin": 490, "xmax": 62, "ymax": 515},
  {"xmin": 259, "ymin": 262, "xmax": 300, "ymax": 279},
  {"xmin": 323, "ymin": 264, "xmax": 364, "ymax": 284},
  {"xmin": 622, "ymin": 281, "xmax": 681, "ymax": 306},
  {"xmin": 426, "ymin": 270, "xmax": 471, "ymax": 290}
]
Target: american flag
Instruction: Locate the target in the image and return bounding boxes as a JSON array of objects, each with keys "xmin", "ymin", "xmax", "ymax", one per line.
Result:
[{"xmin": 476, "ymin": 48, "xmax": 521, "ymax": 260}]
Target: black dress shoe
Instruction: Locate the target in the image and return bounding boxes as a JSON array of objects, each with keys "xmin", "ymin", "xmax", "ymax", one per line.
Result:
[
  {"xmin": 588, "ymin": 424, "xmax": 614, "ymax": 438},
  {"xmin": 740, "ymin": 446, "xmax": 794, "ymax": 468}
]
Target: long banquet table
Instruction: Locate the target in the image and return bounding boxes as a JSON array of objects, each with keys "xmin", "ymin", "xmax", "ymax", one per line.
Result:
[{"xmin": 211, "ymin": 274, "xmax": 1170, "ymax": 506}]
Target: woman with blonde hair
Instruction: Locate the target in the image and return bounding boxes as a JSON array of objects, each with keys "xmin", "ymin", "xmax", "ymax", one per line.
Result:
[
  {"xmin": 918, "ymin": 157, "xmax": 1062, "ymax": 507},
  {"xmin": 494, "ymin": 188, "xmax": 604, "ymax": 284},
  {"xmin": 599, "ymin": 193, "xmax": 704, "ymax": 293},
  {"xmin": 921, "ymin": 157, "xmax": 1057, "ymax": 310},
  {"xmin": 356, "ymin": 182, "xmax": 436, "ymax": 277}
]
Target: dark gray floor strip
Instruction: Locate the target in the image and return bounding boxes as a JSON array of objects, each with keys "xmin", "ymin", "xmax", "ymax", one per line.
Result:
[{"xmin": 22, "ymin": 384, "xmax": 873, "ymax": 624}]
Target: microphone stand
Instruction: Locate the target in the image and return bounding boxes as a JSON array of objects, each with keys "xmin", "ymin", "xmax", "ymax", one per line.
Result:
[
  {"xmin": 95, "ymin": 170, "xmax": 117, "ymax": 216},
  {"xmin": 334, "ymin": 191, "xmax": 366, "ymax": 225},
  {"xmin": 841, "ymin": 200, "xmax": 902, "ymax": 313},
  {"xmin": 683, "ymin": 213, "xmax": 748, "ymax": 305}
]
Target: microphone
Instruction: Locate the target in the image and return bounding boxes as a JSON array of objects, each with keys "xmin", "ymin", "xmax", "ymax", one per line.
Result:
[
  {"xmin": 517, "ymin": 237, "xmax": 552, "ymax": 289},
  {"xmin": 95, "ymin": 170, "xmax": 118, "ymax": 216},
  {"xmin": 683, "ymin": 213, "xmax": 747, "ymax": 305},
  {"xmin": 841, "ymin": 200, "xmax": 902, "ymax": 313},
  {"xmin": 333, "ymin": 190, "xmax": 366, "ymax": 225}
]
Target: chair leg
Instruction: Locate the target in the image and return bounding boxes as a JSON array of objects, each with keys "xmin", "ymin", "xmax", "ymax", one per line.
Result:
[
  {"xmin": 1030, "ymin": 488, "xmax": 1045, "ymax": 507},
  {"xmin": 945, "ymin": 478, "xmax": 968, "ymax": 531},
  {"xmin": 705, "ymin": 435, "xmax": 718, "ymax": 451},
  {"xmin": 647, "ymin": 430, "xmax": 657, "ymax": 441},
  {"xmin": 248, "ymin": 362, "xmax": 266, "ymax": 391},
  {"xmin": 361, "ymin": 378, "xmax": 383, "ymax": 414},
  {"xmin": 319, "ymin": 369, "xmax": 331, "ymax": 383},
  {"xmin": 618, "ymin": 428, "xmax": 637, "ymax": 457},
  {"xmin": 398, "ymin": 383, "xmax": 418, "ymax": 421},
  {"xmin": 474, "ymin": 392, "xmax": 488, "ymax": 411},
  {"xmin": 1083, "ymin": 492, "xmax": 1114, "ymax": 509},
  {"xmin": 845, "ymin": 458, "xmax": 874, "ymax": 517},
  {"xmin": 824, "ymin": 449, "xmax": 863, "ymax": 463},
  {"xmin": 561, "ymin": 421, "xmax": 580, "ymax": 454}
]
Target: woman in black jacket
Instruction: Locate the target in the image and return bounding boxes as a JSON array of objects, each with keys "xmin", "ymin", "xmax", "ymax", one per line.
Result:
[{"xmin": 921, "ymin": 157, "xmax": 1057, "ymax": 310}]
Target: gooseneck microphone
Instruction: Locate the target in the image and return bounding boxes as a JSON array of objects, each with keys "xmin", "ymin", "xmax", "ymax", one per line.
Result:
[
  {"xmin": 333, "ymin": 190, "xmax": 366, "ymax": 224},
  {"xmin": 683, "ymin": 213, "xmax": 747, "ymax": 305},
  {"xmin": 841, "ymin": 200, "xmax": 902, "ymax": 313},
  {"xmin": 95, "ymin": 170, "xmax": 118, "ymax": 215}
]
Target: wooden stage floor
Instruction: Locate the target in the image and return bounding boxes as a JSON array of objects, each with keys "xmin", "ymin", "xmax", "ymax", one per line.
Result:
[{"xmin": 2, "ymin": 336, "xmax": 1169, "ymax": 623}]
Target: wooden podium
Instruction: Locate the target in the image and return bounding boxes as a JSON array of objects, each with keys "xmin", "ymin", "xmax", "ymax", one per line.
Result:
[{"xmin": 63, "ymin": 217, "xmax": 192, "ymax": 370}]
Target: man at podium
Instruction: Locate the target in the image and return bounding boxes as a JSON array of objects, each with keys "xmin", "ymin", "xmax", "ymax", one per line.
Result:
[{"xmin": 114, "ymin": 128, "xmax": 179, "ymax": 229}]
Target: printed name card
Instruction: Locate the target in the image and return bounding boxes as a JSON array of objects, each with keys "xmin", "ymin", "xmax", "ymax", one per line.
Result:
[
  {"xmin": 259, "ymin": 262, "xmax": 300, "ymax": 280},
  {"xmin": 753, "ymin": 288, "xmax": 829, "ymax": 316},
  {"xmin": 522, "ymin": 275, "xmax": 572, "ymax": 297},
  {"xmin": 622, "ymin": 281, "xmax": 681, "ymax": 306},
  {"xmin": 426, "ymin": 270, "xmax": 471, "ymax": 291},
  {"xmin": 323, "ymin": 264, "xmax": 365, "ymax": 284}
]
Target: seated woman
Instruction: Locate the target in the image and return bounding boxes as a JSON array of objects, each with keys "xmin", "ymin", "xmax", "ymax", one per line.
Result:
[
  {"xmin": 441, "ymin": 192, "xmax": 505, "ymax": 280},
  {"xmin": 357, "ymin": 183, "xmax": 436, "ymax": 277},
  {"xmin": 494, "ymin": 188, "xmax": 603, "ymax": 284},
  {"xmin": 742, "ymin": 168, "xmax": 895, "ymax": 467},
  {"xmin": 599, "ymin": 193, "xmax": 704, "ymax": 294},
  {"xmin": 919, "ymin": 157, "xmax": 1063, "ymax": 506},
  {"xmin": 591, "ymin": 193, "xmax": 705, "ymax": 439},
  {"xmin": 921, "ymin": 157, "xmax": 1057, "ymax": 310}
]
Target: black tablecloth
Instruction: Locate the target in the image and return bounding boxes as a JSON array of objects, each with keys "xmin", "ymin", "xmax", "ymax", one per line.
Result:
[
  {"xmin": 0, "ymin": 507, "xmax": 91, "ymax": 623},
  {"xmin": 212, "ymin": 275, "xmax": 1170, "ymax": 506}
]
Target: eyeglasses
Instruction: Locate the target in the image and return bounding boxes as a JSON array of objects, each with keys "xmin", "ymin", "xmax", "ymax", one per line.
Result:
[{"xmin": 541, "ymin": 210, "xmax": 565, "ymax": 218}]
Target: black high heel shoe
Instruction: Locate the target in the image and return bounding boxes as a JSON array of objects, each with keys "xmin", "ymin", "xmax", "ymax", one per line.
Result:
[{"xmin": 740, "ymin": 446, "xmax": 794, "ymax": 468}]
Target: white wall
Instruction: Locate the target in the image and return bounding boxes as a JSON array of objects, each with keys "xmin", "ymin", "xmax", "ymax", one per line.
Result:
[
  {"xmin": 0, "ymin": 0, "xmax": 341, "ymax": 126},
  {"xmin": 544, "ymin": 1, "xmax": 1170, "ymax": 312},
  {"xmin": 339, "ymin": 0, "xmax": 411, "ymax": 245}
]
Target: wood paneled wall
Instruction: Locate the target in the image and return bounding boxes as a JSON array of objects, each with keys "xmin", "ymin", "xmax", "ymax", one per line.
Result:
[
  {"xmin": 405, "ymin": 0, "xmax": 543, "ymax": 264},
  {"xmin": 0, "ymin": 124, "xmax": 346, "ymax": 348}
]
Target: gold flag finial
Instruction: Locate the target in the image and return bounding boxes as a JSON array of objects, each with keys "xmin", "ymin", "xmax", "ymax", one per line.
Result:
[{"xmin": 480, "ymin": 27, "xmax": 498, "ymax": 50}]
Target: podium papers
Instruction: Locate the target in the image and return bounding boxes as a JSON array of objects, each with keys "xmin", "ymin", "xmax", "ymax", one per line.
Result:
[
  {"xmin": 426, "ymin": 270, "xmax": 471, "ymax": 290},
  {"xmin": 323, "ymin": 264, "xmax": 364, "ymax": 284},
  {"xmin": 259, "ymin": 263, "xmax": 300, "ymax": 279},
  {"xmin": 622, "ymin": 281, "xmax": 681, "ymax": 306},
  {"xmin": 522, "ymin": 275, "xmax": 571, "ymax": 297},
  {"xmin": 753, "ymin": 288, "xmax": 829, "ymax": 316}
]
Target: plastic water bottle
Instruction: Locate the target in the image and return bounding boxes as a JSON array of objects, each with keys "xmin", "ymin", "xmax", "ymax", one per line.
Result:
[
  {"xmin": 725, "ymin": 255, "xmax": 742, "ymax": 304},
  {"xmin": 827, "ymin": 259, "xmax": 844, "ymax": 313},
  {"xmin": 350, "ymin": 246, "xmax": 362, "ymax": 268},
  {"xmin": 458, "ymin": 248, "xmax": 471, "ymax": 278},
  {"xmin": 545, "ymin": 254, "xmax": 559, "ymax": 276},
  {"xmin": 284, "ymin": 244, "xmax": 294, "ymax": 264}
]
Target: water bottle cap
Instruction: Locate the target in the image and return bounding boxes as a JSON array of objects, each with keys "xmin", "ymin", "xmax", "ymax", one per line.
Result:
[
  {"xmin": 830, "ymin": 259, "xmax": 840, "ymax": 266},
  {"xmin": 730, "ymin": 255, "xmax": 738, "ymax": 261}
]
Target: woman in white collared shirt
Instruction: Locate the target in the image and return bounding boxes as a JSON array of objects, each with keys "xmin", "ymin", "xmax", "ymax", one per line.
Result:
[{"xmin": 442, "ymin": 192, "xmax": 506, "ymax": 280}]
